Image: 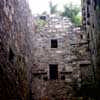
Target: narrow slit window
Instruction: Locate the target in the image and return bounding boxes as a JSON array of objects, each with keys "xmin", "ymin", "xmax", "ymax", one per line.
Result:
[
  {"xmin": 9, "ymin": 48, "xmax": 15, "ymax": 62},
  {"xmin": 49, "ymin": 64, "xmax": 58, "ymax": 80},
  {"xmin": 80, "ymin": 34, "xmax": 83, "ymax": 39},
  {"xmin": 51, "ymin": 39, "xmax": 58, "ymax": 48}
]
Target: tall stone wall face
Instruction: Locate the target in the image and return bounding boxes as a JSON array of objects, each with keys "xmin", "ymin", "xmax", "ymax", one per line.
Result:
[
  {"xmin": 81, "ymin": 0, "xmax": 100, "ymax": 98},
  {"xmin": 31, "ymin": 15, "xmax": 90, "ymax": 100},
  {"xmin": 95, "ymin": 1, "xmax": 100, "ymax": 83},
  {"xmin": 0, "ymin": 0, "xmax": 35, "ymax": 100},
  {"xmin": 82, "ymin": 0, "xmax": 100, "ymax": 83}
]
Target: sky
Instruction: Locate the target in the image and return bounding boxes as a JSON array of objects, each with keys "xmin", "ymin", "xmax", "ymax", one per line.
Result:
[{"xmin": 28, "ymin": 0, "xmax": 81, "ymax": 14}]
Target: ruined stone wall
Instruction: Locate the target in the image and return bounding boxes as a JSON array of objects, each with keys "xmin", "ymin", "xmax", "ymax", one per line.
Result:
[
  {"xmin": 0, "ymin": 0, "xmax": 35, "ymax": 100},
  {"xmin": 82, "ymin": 0, "xmax": 100, "ymax": 83},
  {"xmin": 81, "ymin": 0, "xmax": 100, "ymax": 98},
  {"xmin": 31, "ymin": 15, "xmax": 90, "ymax": 100}
]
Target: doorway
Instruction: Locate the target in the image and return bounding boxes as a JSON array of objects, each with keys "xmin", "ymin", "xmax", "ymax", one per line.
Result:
[{"xmin": 49, "ymin": 64, "xmax": 58, "ymax": 80}]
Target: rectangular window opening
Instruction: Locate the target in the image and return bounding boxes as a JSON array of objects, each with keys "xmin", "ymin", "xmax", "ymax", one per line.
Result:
[
  {"xmin": 49, "ymin": 64, "xmax": 58, "ymax": 80},
  {"xmin": 61, "ymin": 75, "xmax": 65, "ymax": 80},
  {"xmin": 51, "ymin": 39, "xmax": 58, "ymax": 48}
]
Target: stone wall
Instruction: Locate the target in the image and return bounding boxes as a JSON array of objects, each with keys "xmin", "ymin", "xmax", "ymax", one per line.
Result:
[
  {"xmin": 82, "ymin": 0, "xmax": 100, "ymax": 83},
  {"xmin": 31, "ymin": 15, "xmax": 90, "ymax": 100},
  {"xmin": 81, "ymin": 0, "xmax": 100, "ymax": 98},
  {"xmin": 0, "ymin": 0, "xmax": 95, "ymax": 99},
  {"xmin": 0, "ymin": 0, "xmax": 35, "ymax": 100}
]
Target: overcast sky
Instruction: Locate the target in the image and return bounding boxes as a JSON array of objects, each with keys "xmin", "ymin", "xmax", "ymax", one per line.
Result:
[{"xmin": 28, "ymin": 0, "xmax": 81, "ymax": 14}]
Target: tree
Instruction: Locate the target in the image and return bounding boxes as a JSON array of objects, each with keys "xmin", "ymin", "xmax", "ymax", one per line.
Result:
[
  {"xmin": 61, "ymin": 3, "xmax": 82, "ymax": 26},
  {"xmin": 49, "ymin": 1, "xmax": 57, "ymax": 14}
]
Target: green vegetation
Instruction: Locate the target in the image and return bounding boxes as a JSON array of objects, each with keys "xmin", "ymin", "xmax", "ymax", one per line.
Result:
[
  {"xmin": 36, "ymin": 19, "xmax": 47, "ymax": 27},
  {"xmin": 48, "ymin": 2, "xmax": 82, "ymax": 26},
  {"xmin": 61, "ymin": 3, "xmax": 82, "ymax": 26},
  {"xmin": 71, "ymin": 13, "xmax": 82, "ymax": 26}
]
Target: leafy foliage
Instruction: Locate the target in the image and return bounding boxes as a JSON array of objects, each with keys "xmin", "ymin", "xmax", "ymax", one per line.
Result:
[
  {"xmin": 36, "ymin": 19, "xmax": 47, "ymax": 27},
  {"xmin": 61, "ymin": 3, "xmax": 82, "ymax": 26}
]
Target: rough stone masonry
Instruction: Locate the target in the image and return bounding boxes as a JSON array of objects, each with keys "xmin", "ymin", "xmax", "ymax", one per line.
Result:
[
  {"xmin": 82, "ymin": 0, "xmax": 100, "ymax": 83},
  {"xmin": 0, "ymin": 0, "xmax": 35, "ymax": 100},
  {"xmin": 31, "ymin": 15, "xmax": 91, "ymax": 100},
  {"xmin": 81, "ymin": 0, "xmax": 100, "ymax": 98},
  {"xmin": 0, "ymin": 0, "xmax": 93, "ymax": 100}
]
